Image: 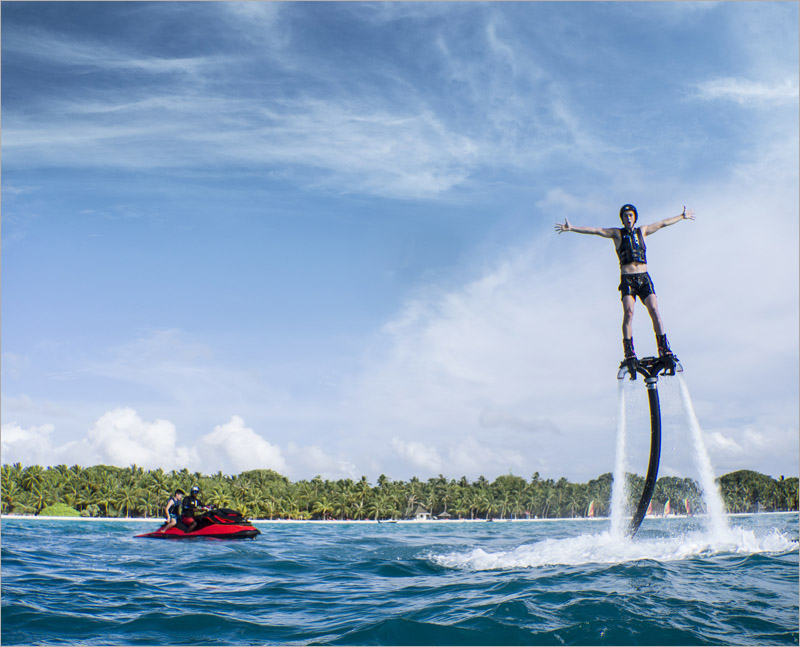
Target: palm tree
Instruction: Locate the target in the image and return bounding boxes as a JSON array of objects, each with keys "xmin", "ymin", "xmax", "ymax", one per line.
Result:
[
  {"xmin": 473, "ymin": 487, "xmax": 491, "ymax": 519},
  {"xmin": 567, "ymin": 486, "xmax": 583, "ymax": 518},
  {"xmin": 312, "ymin": 494, "xmax": 336, "ymax": 520},
  {"xmin": 21, "ymin": 465, "xmax": 46, "ymax": 492},
  {"xmin": 282, "ymin": 490, "xmax": 301, "ymax": 519},
  {"xmin": 541, "ymin": 487, "xmax": 556, "ymax": 519},
  {"xmin": 5, "ymin": 463, "xmax": 796, "ymax": 520},
  {"xmin": 115, "ymin": 486, "xmax": 142, "ymax": 518},
  {"xmin": 2, "ymin": 480, "xmax": 23, "ymax": 513},
  {"xmin": 368, "ymin": 491, "xmax": 398, "ymax": 520},
  {"xmin": 351, "ymin": 497, "xmax": 368, "ymax": 521}
]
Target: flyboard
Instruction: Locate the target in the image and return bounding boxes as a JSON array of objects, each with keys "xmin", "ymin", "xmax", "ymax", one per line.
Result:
[{"xmin": 617, "ymin": 354, "xmax": 682, "ymax": 537}]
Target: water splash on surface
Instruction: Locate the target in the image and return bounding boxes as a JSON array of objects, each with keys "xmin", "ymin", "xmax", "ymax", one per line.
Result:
[{"xmin": 431, "ymin": 525, "xmax": 798, "ymax": 571}]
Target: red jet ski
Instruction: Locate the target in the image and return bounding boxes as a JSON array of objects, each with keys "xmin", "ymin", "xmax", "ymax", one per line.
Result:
[{"xmin": 136, "ymin": 508, "xmax": 260, "ymax": 540}]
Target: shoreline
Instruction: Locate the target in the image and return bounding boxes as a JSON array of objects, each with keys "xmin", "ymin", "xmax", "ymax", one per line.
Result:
[{"xmin": 2, "ymin": 511, "xmax": 796, "ymax": 524}]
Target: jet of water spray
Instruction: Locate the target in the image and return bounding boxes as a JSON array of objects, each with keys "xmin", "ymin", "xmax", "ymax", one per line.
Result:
[
  {"xmin": 609, "ymin": 380, "xmax": 629, "ymax": 538},
  {"xmin": 678, "ymin": 375, "xmax": 730, "ymax": 539}
]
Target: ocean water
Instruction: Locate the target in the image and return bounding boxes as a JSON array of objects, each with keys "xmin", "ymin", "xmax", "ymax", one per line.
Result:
[{"xmin": 2, "ymin": 514, "xmax": 797, "ymax": 646}]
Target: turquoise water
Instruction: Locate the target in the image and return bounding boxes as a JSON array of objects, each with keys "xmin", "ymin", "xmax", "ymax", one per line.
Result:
[{"xmin": 2, "ymin": 514, "xmax": 797, "ymax": 645}]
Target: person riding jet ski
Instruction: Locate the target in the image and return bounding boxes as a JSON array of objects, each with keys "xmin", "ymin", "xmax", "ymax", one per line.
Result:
[{"xmin": 181, "ymin": 485, "xmax": 211, "ymax": 531}]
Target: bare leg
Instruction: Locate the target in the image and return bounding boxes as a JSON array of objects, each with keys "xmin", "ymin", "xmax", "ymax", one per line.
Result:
[
  {"xmin": 159, "ymin": 519, "xmax": 176, "ymax": 533},
  {"xmin": 643, "ymin": 294, "xmax": 665, "ymax": 336},
  {"xmin": 621, "ymin": 295, "xmax": 636, "ymax": 339}
]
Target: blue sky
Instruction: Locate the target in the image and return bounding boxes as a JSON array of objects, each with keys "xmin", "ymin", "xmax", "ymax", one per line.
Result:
[{"xmin": 2, "ymin": 1, "xmax": 798, "ymax": 484}]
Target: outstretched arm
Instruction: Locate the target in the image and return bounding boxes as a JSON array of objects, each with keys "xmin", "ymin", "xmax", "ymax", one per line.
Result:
[
  {"xmin": 555, "ymin": 218, "xmax": 617, "ymax": 238},
  {"xmin": 640, "ymin": 206, "xmax": 695, "ymax": 237}
]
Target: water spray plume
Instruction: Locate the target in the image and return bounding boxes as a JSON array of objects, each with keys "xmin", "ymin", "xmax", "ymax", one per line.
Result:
[
  {"xmin": 678, "ymin": 375, "xmax": 731, "ymax": 540},
  {"xmin": 609, "ymin": 380, "xmax": 629, "ymax": 538}
]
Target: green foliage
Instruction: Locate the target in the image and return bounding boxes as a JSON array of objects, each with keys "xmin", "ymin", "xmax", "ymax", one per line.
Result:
[
  {"xmin": 1, "ymin": 462, "xmax": 796, "ymax": 520},
  {"xmin": 717, "ymin": 470, "xmax": 798, "ymax": 513},
  {"xmin": 38, "ymin": 503, "xmax": 80, "ymax": 517}
]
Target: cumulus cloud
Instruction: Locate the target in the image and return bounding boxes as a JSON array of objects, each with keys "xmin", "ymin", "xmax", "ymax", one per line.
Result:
[
  {"xmin": 2, "ymin": 409, "xmax": 297, "ymax": 477},
  {"xmin": 343, "ymin": 236, "xmax": 621, "ymax": 480},
  {"xmin": 87, "ymin": 407, "xmax": 197, "ymax": 470},
  {"xmin": 343, "ymin": 135, "xmax": 797, "ymax": 481},
  {"xmin": 200, "ymin": 415, "xmax": 287, "ymax": 475},
  {"xmin": 2, "ymin": 3, "xmax": 796, "ymax": 483},
  {"xmin": 1, "ymin": 422, "xmax": 59, "ymax": 466}
]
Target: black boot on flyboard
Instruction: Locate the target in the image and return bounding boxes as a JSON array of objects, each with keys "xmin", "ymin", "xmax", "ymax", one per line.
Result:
[{"xmin": 617, "ymin": 337, "xmax": 639, "ymax": 380}]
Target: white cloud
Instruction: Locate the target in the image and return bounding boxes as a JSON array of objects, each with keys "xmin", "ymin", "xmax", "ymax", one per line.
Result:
[
  {"xmin": 4, "ymin": 95, "xmax": 480, "ymax": 200},
  {"xmin": 2, "ymin": 409, "xmax": 294, "ymax": 477},
  {"xmin": 445, "ymin": 436, "xmax": 526, "ymax": 477},
  {"xmin": 200, "ymin": 415, "xmax": 287, "ymax": 475},
  {"xmin": 2, "ymin": 25, "xmax": 225, "ymax": 77},
  {"xmin": 1, "ymin": 422, "xmax": 59, "ymax": 466},
  {"xmin": 87, "ymin": 407, "xmax": 197, "ymax": 470},
  {"xmin": 699, "ymin": 424, "xmax": 799, "ymax": 479},
  {"xmin": 478, "ymin": 410, "xmax": 559, "ymax": 435},
  {"xmin": 391, "ymin": 437, "xmax": 444, "ymax": 474},
  {"xmin": 692, "ymin": 77, "xmax": 798, "ymax": 106},
  {"xmin": 388, "ymin": 435, "xmax": 529, "ymax": 480},
  {"xmin": 342, "ymin": 127, "xmax": 798, "ymax": 481},
  {"xmin": 705, "ymin": 431, "xmax": 743, "ymax": 454},
  {"xmin": 2, "ymin": 2, "xmax": 796, "ymax": 483},
  {"xmin": 349, "ymin": 237, "xmax": 619, "ymax": 428},
  {"xmin": 0, "ymin": 5, "xmax": 614, "ymax": 200},
  {"xmin": 285, "ymin": 443, "xmax": 358, "ymax": 481}
]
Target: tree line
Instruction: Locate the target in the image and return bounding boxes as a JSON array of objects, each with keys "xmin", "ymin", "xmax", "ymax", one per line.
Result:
[{"xmin": 1, "ymin": 463, "xmax": 797, "ymax": 520}]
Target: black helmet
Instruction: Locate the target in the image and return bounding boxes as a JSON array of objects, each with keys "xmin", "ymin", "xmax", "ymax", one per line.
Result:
[
  {"xmin": 191, "ymin": 485, "xmax": 200, "ymax": 494},
  {"xmin": 619, "ymin": 204, "xmax": 638, "ymax": 224}
]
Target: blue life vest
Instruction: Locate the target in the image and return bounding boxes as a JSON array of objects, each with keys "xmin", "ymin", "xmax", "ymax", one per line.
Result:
[{"xmin": 617, "ymin": 227, "xmax": 647, "ymax": 265}]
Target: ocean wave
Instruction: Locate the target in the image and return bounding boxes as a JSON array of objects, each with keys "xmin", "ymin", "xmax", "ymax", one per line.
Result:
[{"xmin": 2, "ymin": 515, "xmax": 797, "ymax": 645}]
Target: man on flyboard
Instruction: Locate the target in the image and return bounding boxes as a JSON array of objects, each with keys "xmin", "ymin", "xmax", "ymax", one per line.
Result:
[{"xmin": 555, "ymin": 204, "xmax": 695, "ymax": 367}]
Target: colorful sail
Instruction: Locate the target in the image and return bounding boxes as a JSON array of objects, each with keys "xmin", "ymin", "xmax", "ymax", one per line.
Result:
[
  {"xmin": 663, "ymin": 499, "xmax": 671, "ymax": 516},
  {"xmin": 587, "ymin": 501, "xmax": 595, "ymax": 517}
]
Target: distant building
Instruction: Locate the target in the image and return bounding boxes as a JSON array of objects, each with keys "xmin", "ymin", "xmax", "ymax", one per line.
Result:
[{"xmin": 410, "ymin": 505, "xmax": 431, "ymax": 521}]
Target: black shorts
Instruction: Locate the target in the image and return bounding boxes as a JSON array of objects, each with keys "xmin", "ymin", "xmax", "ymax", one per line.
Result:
[{"xmin": 619, "ymin": 272, "xmax": 655, "ymax": 302}]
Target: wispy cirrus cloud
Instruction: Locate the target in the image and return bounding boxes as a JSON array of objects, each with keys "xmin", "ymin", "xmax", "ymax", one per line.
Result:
[
  {"xmin": 0, "ymin": 4, "xmax": 613, "ymax": 199},
  {"xmin": 4, "ymin": 82, "xmax": 480, "ymax": 199},
  {"xmin": 2, "ymin": 25, "xmax": 227, "ymax": 76},
  {"xmin": 692, "ymin": 77, "xmax": 799, "ymax": 106}
]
